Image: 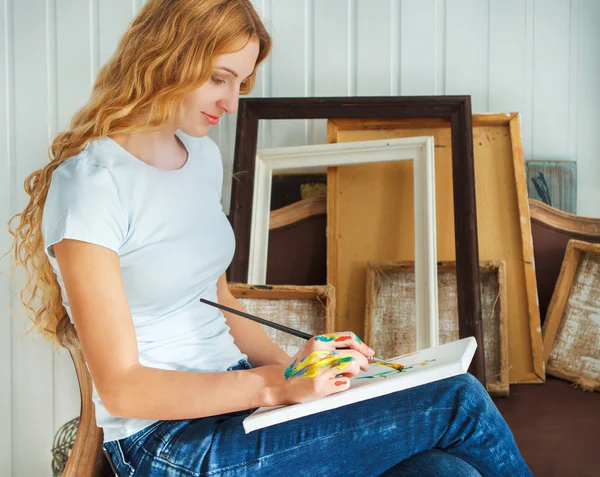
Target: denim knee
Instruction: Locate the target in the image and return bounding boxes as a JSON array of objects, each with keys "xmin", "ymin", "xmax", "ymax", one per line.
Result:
[
  {"xmin": 453, "ymin": 373, "xmax": 487, "ymax": 395},
  {"xmin": 450, "ymin": 374, "xmax": 491, "ymax": 411}
]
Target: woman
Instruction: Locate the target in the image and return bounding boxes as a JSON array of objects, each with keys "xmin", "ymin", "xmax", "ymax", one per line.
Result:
[{"xmin": 8, "ymin": 1, "xmax": 532, "ymax": 475}]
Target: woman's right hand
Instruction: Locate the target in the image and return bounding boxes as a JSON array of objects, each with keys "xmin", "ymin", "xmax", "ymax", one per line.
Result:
[{"xmin": 261, "ymin": 350, "xmax": 362, "ymax": 405}]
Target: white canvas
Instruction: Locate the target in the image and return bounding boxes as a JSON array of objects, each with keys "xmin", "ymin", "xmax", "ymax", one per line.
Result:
[{"xmin": 242, "ymin": 336, "xmax": 478, "ymax": 433}]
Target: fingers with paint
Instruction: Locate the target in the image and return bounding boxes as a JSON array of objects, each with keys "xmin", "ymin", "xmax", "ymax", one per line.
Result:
[
  {"xmin": 313, "ymin": 332, "xmax": 376, "ymax": 363},
  {"xmin": 284, "ymin": 350, "xmax": 355, "ymax": 380},
  {"xmin": 315, "ymin": 332, "xmax": 362, "ymax": 344}
]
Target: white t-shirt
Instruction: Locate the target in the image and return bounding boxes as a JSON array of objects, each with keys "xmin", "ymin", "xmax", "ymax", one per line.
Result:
[{"xmin": 42, "ymin": 131, "xmax": 246, "ymax": 442}]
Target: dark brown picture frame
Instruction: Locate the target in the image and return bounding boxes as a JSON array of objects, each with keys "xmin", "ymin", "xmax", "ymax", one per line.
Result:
[{"xmin": 228, "ymin": 96, "xmax": 485, "ymax": 383}]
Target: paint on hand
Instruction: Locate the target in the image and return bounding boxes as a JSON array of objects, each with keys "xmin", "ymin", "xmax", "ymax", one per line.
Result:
[
  {"xmin": 285, "ymin": 351, "xmax": 354, "ymax": 380},
  {"xmin": 315, "ymin": 333, "xmax": 362, "ymax": 344}
]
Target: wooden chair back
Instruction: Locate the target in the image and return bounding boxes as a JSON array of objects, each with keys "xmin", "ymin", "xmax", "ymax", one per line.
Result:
[
  {"xmin": 529, "ymin": 198, "xmax": 600, "ymax": 323},
  {"xmin": 56, "ymin": 315, "xmax": 114, "ymax": 476}
]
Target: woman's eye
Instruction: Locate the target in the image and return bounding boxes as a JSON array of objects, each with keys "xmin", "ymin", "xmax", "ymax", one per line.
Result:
[{"xmin": 211, "ymin": 76, "xmax": 225, "ymax": 85}]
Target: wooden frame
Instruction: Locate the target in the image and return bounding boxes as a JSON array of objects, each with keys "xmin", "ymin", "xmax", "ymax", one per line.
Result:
[
  {"xmin": 229, "ymin": 96, "xmax": 485, "ymax": 383},
  {"xmin": 249, "ymin": 137, "xmax": 440, "ymax": 348},
  {"xmin": 543, "ymin": 240, "xmax": 600, "ymax": 391},
  {"xmin": 365, "ymin": 260, "xmax": 509, "ymax": 396},
  {"xmin": 327, "ymin": 113, "xmax": 541, "ymax": 384},
  {"xmin": 228, "ymin": 284, "xmax": 335, "ymax": 356}
]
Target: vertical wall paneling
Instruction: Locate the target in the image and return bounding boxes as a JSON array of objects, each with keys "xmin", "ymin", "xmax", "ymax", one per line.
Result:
[
  {"xmin": 389, "ymin": 0, "xmax": 400, "ymax": 95},
  {"xmin": 523, "ymin": 0, "xmax": 535, "ymax": 160},
  {"xmin": 356, "ymin": 0, "xmax": 392, "ymax": 96},
  {"xmin": 304, "ymin": 0, "xmax": 316, "ymax": 144},
  {"xmin": 90, "ymin": 0, "xmax": 100, "ymax": 82},
  {"xmin": 445, "ymin": 0, "xmax": 490, "ymax": 113},
  {"xmin": 47, "ymin": 0, "xmax": 58, "ymax": 141},
  {"xmin": 400, "ymin": 0, "xmax": 438, "ymax": 95},
  {"xmin": 488, "ymin": 0, "xmax": 528, "ymax": 113},
  {"xmin": 312, "ymin": 0, "xmax": 349, "ymax": 144},
  {"xmin": 313, "ymin": 0, "xmax": 350, "ymax": 96},
  {"xmin": 489, "ymin": 0, "xmax": 533, "ymax": 165},
  {"xmin": 269, "ymin": 0, "xmax": 308, "ymax": 148},
  {"xmin": 0, "ymin": 0, "xmax": 14, "ymax": 473},
  {"xmin": 576, "ymin": 0, "xmax": 600, "ymax": 217},
  {"xmin": 435, "ymin": 0, "xmax": 447, "ymax": 95},
  {"xmin": 306, "ymin": 0, "xmax": 328, "ymax": 146},
  {"xmin": 347, "ymin": 0, "xmax": 357, "ymax": 96},
  {"xmin": 11, "ymin": 0, "xmax": 55, "ymax": 474},
  {"xmin": 532, "ymin": 0, "xmax": 571, "ymax": 160},
  {"xmin": 568, "ymin": 0, "xmax": 579, "ymax": 166},
  {"xmin": 57, "ymin": 0, "xmax": 93, "ymax": 146},
  {"xmin": 306, "ymin": 1, "xmax": 327, "ymax": 146},
  {"xmin": 98, "ymin": 0, "xmax": 135, "ymax": 67}
]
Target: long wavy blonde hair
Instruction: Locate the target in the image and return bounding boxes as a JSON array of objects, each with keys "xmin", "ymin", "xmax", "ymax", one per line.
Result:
[{"xmin": 6, "ymin": 0, "xmax": 271, "ymax": 345}]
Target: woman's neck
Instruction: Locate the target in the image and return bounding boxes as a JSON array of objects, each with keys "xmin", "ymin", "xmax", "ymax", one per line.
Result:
[{"xmin": 108, "ymin": 127, "xmax": 188, "ymax": 171}]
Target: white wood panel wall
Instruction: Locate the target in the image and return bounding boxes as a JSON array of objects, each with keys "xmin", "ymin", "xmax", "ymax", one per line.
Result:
[{"xmin": 1, "ymin": 0, "xmax": 599, "ymax": 475}]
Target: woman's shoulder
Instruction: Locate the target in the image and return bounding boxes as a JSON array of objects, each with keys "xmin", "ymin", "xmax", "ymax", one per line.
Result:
[
  {"xmin": 43, "ymin": 140, "xmax": 128, "ymax": 258},
  {"xmin": 54, "ymin": 136, "xmax": 123, "ymax": 179},
  {"xmin": 49, "ymin": 139, "xmax": 126, "ymax": 207}
]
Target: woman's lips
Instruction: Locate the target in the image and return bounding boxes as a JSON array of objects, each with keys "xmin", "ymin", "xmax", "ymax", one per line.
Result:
[{"xmin": 202, "ymin": 112, "xmax": 220, "ymax": 126}]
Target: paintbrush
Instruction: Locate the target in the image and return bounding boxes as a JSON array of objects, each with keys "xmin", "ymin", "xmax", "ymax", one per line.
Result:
[{"xmin": 199, "ymin": 298, "xmax": 398, "ymax": 367}]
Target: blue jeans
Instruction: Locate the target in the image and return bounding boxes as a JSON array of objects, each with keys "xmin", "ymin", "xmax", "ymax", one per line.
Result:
[{"xmin": 104, "ymin": 360, "xmax": 532, "ymax": 477}]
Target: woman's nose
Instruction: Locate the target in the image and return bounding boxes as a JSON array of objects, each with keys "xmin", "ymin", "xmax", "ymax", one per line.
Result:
[{"xmin": 217, "ymin": 91, "xmax": 240, "ymax": 115}]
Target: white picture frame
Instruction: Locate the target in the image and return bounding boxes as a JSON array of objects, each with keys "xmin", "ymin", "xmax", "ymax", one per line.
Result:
[{"xmin": 248, "ymin": 136, "xmax": 440, "ymax": 349}]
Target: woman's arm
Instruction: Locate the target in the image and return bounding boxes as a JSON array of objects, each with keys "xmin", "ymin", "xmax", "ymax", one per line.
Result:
[
  {"xmin": 215, "ymin": 273, "xmax": 291, "ymax": 367},
  {"xmin": 52, "ymin": 239, "xmax": 315, "ymax": 421}
]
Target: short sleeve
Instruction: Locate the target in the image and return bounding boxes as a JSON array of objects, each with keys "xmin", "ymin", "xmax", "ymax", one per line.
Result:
[{"xmin": 42, "ymin": 160, "xmax": 128, "ymax": 258}]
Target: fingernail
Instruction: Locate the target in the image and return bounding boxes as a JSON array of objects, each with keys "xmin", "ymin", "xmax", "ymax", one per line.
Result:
[
  {"xmin": 367, "ymin": 346, "xmax": 375, "ymax": 355},
  {"xmin": 335, "ymin": 380, "xmax": 346, "ymax": 386}
]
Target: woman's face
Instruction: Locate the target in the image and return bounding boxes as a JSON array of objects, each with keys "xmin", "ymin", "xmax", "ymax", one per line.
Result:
[{"xmin": 178, "ymin": 39, "xmax": 260, "ymax": 137}]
